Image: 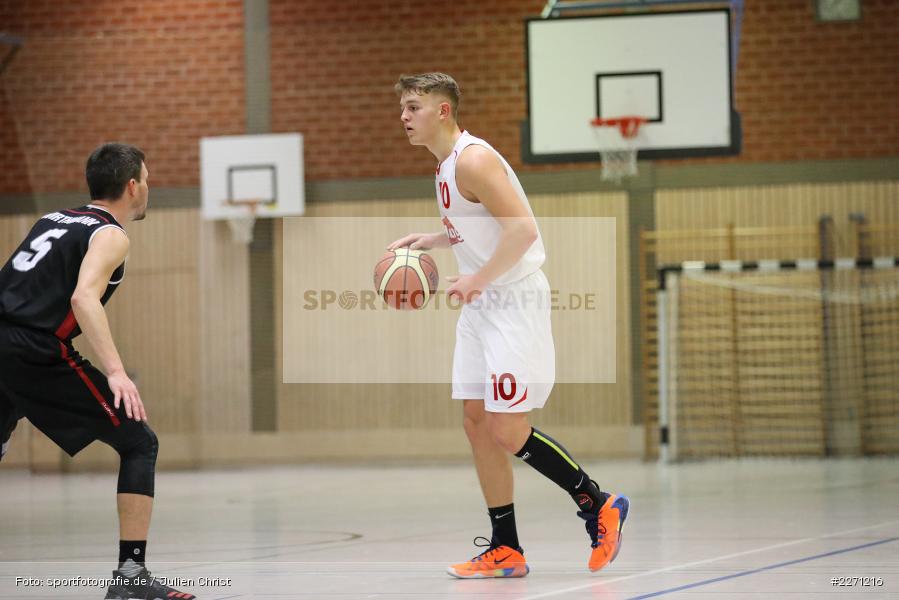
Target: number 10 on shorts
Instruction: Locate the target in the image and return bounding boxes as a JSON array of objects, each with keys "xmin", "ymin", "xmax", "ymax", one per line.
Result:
[{"xmin": 491, "ymin": 372, "xmax": 517, "ymax": 401}]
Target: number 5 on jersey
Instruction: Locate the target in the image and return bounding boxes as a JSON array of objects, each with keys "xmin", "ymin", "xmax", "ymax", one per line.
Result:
[{"xmin": 12, "ymin": 229, "xmax": 68, "ymax": 272}]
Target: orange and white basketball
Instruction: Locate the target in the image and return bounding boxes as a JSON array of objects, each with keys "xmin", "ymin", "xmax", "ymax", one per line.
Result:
[{"xmin": 373, "ymin": 248, "xmax": 439, "ymax": 310}]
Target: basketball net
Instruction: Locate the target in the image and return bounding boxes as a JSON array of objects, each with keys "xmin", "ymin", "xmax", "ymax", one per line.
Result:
[
  {"xmin": 226, "ymin": 201, "xmax": 259, "ymax": 244},
  {"xmin": 590, "ymin": 116, "xmax": 646, "ymax": 183}
]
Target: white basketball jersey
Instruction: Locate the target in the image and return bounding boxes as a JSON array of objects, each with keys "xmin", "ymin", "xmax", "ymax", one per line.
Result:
[{"xmin": 435, "ymin": 131, "xmax": 545, "ymax": 285}]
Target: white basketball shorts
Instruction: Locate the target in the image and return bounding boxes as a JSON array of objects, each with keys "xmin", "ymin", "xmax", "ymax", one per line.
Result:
[{"xmin": 451, "ymin": 269, "xmax": 555, "ymax": 412}]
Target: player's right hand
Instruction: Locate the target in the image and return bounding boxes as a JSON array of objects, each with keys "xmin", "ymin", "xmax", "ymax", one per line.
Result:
[
  {"xmin": 387, "ymin": 232, "xmax": 448, "ymax": 250},
  {"xmin": 108, "ymin": 370, "xmax": 147, "ymax": 422}
]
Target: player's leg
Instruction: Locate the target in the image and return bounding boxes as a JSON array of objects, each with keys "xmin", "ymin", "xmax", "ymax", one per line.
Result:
[
  {"xmin": 100, "ymin": 422, "xmax": 195, "ymax": 600},
  {"xmin": 483, "ymin": 399, "xmax": 607, "ymax": 516},
  {"xmin": 64, "ymin": 358, "xmax": 195, "ymax": 600},
  {"xmin": 483, "ymin": 270, "xmax": 629, "ymax": 572},
  {"xmin": 463, "ymin": 399, "xmax": 512, "ymax": 508},
  {"xmin": 489, "ymin": 409, "xmax": 629, "ymax": 571},
  {"xmin": 16, "ymin": 336, "xmax": 193, "ymax": 599},
  {"xmin": 447, "ymin": 309, "xmax": 528, "ymax": 579},
  {"xmin": 96, "ymin": 419, "xmax": 158, "ymax": 567},
  {"xmin": 450, "ymin": 401, "xmax": 528, "ymax": 579},
  {"xmin": 487, "ymin": 409, "xmax": 604, "ymax": 510},
  {"xmin": 462, "ymin": 399, "xmax": 517, "ymax": 546},
  {"xmin": 0, "ymin": 328, "xmax": 194, "ymax": 598}
]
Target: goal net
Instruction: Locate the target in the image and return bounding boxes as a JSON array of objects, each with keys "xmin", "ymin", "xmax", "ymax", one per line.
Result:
[{"xmin": 656, "ymin": 258, "xmax": 899, "ymax": 461}]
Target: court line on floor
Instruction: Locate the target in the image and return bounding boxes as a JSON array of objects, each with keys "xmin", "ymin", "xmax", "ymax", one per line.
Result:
[
  {"xmin": 627, "ymin": 537, "xmax": 897, "ymax": 599},
  {"xmin": 519, "ymin": 518, "xmax": 899, "ymax": 600}
]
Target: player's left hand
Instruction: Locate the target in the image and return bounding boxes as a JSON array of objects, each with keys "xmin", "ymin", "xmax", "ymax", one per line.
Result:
[
  {"xmin": 446, "ymin": 273, "xmax": 488, "ymax": 305},
  {"xmin": 108, "ymin": 370, "xmax": 148, "ymax": 422}
]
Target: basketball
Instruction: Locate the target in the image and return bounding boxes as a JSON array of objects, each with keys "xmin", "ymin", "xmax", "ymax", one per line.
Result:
[{"xmin": 374, "ymin": 248, "xmax": 439, "ymax": 310}]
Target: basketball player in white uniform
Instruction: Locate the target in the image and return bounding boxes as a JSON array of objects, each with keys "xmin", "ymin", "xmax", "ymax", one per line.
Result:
[{"xmin": 390, "ymin": 73, "xmax": 629, "ymax": 578}]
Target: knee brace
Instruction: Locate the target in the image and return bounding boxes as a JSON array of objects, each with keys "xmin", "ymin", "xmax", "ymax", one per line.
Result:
[{"xmin": 104, "ymin": 423, "xmax": 158, "ymax": 497}]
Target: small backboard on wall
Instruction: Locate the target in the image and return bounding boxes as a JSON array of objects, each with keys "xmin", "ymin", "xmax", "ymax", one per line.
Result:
[{"xmin": 200, "ymin": 133, "xmax": 305, "ymax": 220}]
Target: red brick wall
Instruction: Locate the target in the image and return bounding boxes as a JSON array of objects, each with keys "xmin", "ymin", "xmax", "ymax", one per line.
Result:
[
  {"xmin": 0, "ymin": 87, "xmax": 30, "ymax": 195},
  {"xmin": 2, "ymin": 0, "xmax": 897, "ymax": 195},
  {"xmin": 0, "ymin": 1, "xmax": 30, "ymax": 196},
  {"xmin": 730, "ymin": 0, "xmax": 898, "ymax": 162},
  {"xmin": 0, "ymin": 0, "xmax": 245, "ymax": 195},
  {"xmin": 270, "ymin": 0, "xmax": 898, "ymax": 178},
  {"xmin": 270, "ymin": 0, "xmax": 539, "ymax": 180}
]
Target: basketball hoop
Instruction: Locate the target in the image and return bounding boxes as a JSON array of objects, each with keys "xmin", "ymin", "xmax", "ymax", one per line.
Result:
[
  {"xmin": 590, "ymin": 116, "xmax": 646, "ymax": 183},
  {"xmin": 224, "ymin": 199, "xmax": 262, "ymax": 244}
]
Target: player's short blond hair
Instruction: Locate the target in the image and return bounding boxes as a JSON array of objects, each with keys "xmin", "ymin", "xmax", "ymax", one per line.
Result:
[{"xmin": 395, "ymin": 73, "xmax": 461, "ymax": 119}]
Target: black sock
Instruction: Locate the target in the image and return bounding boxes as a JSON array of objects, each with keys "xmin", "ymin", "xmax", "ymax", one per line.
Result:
[
  {"xmin": 118, "ymin": 540, "xmax": 147, "ymax": 568},
  {"xmin": 488, "ymin": 503, "xmax": 519, "ymax": 549},
  {"xmin": 571, "ymin": 473, "xmax": 608, "ymax": 513},
  {"xmin": 514, "ymin": 427, "xmax": 608, "ymax": 512}
]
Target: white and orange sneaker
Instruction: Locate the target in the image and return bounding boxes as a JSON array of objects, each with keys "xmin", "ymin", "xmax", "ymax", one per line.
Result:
[
  {"xmin": 580, "ymin": 492, "xmax": 630, "ymax": 572},
  {"xmin": 447, "ymin": 537, "xmax": 529, "ymax": 579}
]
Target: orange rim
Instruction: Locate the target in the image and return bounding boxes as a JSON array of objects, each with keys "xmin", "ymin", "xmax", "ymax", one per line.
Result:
[{"xmin": 590, "ymin": 116, "xmax": 646, "ymax": 138}]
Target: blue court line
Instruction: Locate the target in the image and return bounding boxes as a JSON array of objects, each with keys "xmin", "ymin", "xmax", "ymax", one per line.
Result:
[{"xmin": 627, "ymin": 536, "xmax": 898, "ymax": 599}]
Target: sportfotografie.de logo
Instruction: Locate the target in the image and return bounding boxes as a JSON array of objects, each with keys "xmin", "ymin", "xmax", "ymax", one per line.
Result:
[{"xmin": 302, "ymin": 289, "xmax": 597, "ymax": 311}]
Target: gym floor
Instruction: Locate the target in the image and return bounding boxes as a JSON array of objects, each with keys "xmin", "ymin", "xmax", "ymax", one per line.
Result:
[{"xmin": 2, "ymin": 458, "xmax": 897, "ymax": 599}]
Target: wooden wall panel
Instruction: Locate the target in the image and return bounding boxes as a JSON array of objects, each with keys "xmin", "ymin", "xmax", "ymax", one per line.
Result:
[
  {"xmin": 198, "ymin": 218, "xmax": 252, "ymax": 433},
  {"xmin": 531, "ymin": 192, "xmax": 632, "ymax": 429},
  {"xmin": 0, "ymin": 214, "xmax": 30, "ymax": 257},
  {"xmin": 656, "ymin": 182, "xmax": 899, "ymax": 254},
  {"xmin": 74, "ymin": 209, "xmax": 202, "ymax": 434}
]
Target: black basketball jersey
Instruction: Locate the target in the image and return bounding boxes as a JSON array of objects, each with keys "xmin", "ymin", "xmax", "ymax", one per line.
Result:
[{"xmin": 0, "ymin": 205, "xmax": 126, "ymax": 340}]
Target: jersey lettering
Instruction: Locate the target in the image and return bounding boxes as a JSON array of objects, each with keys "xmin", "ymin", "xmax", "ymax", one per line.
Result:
[
  {"xmin": 41, "ymin": 212, "xmax": 101, "ymax": 226},
  {"xmin": 442, "ymin": 216, "xmax": 463, "ymax": 245}
]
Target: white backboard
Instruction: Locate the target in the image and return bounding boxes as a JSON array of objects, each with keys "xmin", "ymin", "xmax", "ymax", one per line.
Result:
[
  {"xmin": 200, "ymin": 133, "xmax": 305, "ymax": 220},
  {"xmin": 525, "ymin": 9, "xmax": 740, "ymax": 163}
]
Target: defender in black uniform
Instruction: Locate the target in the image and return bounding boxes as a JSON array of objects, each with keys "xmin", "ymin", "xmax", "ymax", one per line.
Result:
[{"xmin": 0, "ymin": 143, "xmax": 196, "ymax": 600}]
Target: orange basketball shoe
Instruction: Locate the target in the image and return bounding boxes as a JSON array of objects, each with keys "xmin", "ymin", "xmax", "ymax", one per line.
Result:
[
  {"xmin": 579, "ymin": 493, "xmax": 630, "ymax": 572},
  {"xmin": 447, "ymin": 537, "xmax": 529, "ymax": 579}
]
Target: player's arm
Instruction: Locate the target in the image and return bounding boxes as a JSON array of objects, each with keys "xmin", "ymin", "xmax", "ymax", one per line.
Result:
[
  {"xmin": 454, "ymin": 146, "xmax": 538, "ymax": 286},
  {"xmin": 71, "ymin": 228, "xmax": 146, "ymax": 421}
]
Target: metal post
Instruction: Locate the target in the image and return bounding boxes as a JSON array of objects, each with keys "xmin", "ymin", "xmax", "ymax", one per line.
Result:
[
  {"xmin": 656, "ymin": 281, "xmax": 669, "ymax": 464},
  {"xmin": 656, "ymin": 269, "xmax": 678, "ymax": 463}
]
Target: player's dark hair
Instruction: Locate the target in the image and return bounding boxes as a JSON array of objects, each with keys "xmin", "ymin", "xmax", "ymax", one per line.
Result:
[
  {"xmin": 395, "ymin": 72, "xmax": 461, "ymax": 119},
  {"xmin": 85, "ymin": 143, "xmax": 145, "ymax": 200}
]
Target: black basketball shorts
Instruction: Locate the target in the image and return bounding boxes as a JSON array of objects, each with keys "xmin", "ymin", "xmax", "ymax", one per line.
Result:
[{"xmin": 0, "ymin": 323, "xmax": 139, "ymax": 456}]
